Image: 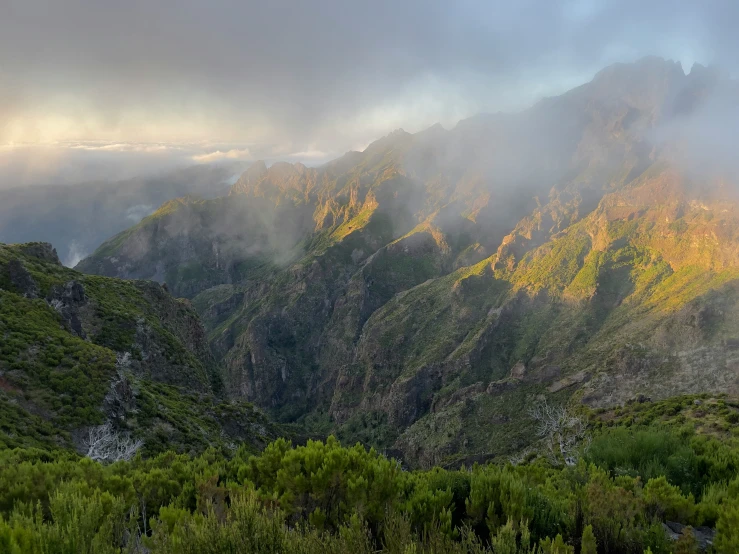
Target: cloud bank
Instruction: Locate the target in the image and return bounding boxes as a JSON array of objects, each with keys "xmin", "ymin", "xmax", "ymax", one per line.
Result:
[{"xmin": 2, "ymin": 0, "xmax": 738, "ymax": 180}]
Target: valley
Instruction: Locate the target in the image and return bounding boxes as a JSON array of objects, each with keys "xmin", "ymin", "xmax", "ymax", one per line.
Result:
[
  {"xmin": 76, "ymin": 58, "xmax": 739, "ymax": 468},
  {"xmin": 3, "ymin": 56, "xmax": 739, "ymax": 552}
]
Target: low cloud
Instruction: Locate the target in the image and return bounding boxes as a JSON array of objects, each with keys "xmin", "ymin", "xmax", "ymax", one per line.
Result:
[
  {"xmin": 288, "ymin": 150, "xmax": 334, "ymax": 160},
  {"xmin": 2, "ymin": 1, "xmax": 738, "ymax": 158},
  {"xmin": 192, "ymin": 148, "xmax": 252, "ymax": 163},
  {"xmin": 68, "ymin": 142, "xmax": 178, "ymax": 153},
  {"xmin": 0, "ymin": 143, "xmax": 191, "ymax": 188},
  {"xmin": 125, "ymin": 204, "xmax": 155, "ymax": 222},
  {"xmin": 64, "ymin": 241, "xmax": 87, "ymax": 267}
]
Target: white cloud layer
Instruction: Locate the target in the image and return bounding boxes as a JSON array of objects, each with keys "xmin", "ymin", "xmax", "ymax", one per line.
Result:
[{"xmin": 192, "ymin": 148, "xmax": 252, "ymax": 163}]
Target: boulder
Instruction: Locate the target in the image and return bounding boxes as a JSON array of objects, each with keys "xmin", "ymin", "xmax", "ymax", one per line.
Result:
[{"xmin": 663, "ymin": 521, "xmax": 715, "ymax": 551}]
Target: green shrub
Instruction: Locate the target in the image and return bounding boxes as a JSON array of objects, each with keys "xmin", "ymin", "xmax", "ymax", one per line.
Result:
[
  {"xmin": 642, "ymin": 476, "xmax": 695, "ymax": 523},
  {"xmin": 586, "ymin": 427, "xmax": 703, "ymax": 495},
  {"xmin": 0, "ymin": 427, "xmax": 737, "ymax": 553},
  {"xmin": 580, "ymin": 524, "xmax": 597, "ymax": 554},
  {"xmin": 715, "ymin": 502, "xmax": 739, "ymax": 554}
]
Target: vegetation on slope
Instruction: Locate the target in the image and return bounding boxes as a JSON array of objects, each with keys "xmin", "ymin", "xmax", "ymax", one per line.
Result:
[
  {"xmin": 1, "ymin": 400, "xmax": 739, "ymax": 552},
  {"xmin": 0, "ymin": 242, "xmax": 278, "ymax": 456}
]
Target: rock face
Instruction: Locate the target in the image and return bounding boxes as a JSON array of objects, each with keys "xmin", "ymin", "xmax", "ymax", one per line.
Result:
[
  {"xmin": 76, "ymin": 57, "xmax": 739, "ymax": 466},
  {"xmin": 663, "ymin": 521, "xmax": 715, "ymax": 551},
  {"xmin": 8, "ymin": 259, "xmax": 38, "ymax": 298},
  {"xmin": 47, "ymin": 280, "xmax": 87, "ymax": 337},
  {"xmin": 18, "ymin": 242, "xmax": 61, "ymax": 265}
]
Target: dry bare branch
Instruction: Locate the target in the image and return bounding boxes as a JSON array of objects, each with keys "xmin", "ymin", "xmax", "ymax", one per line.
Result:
[
  {"xmin": 528, "ymin": 399, "xmax": 589, "ymax": 466},
  {"xmin": 84, "ymin": 422, "xmax": 143, "ymax": 463}
]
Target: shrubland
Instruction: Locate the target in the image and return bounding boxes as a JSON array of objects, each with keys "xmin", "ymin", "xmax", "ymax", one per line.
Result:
[{"xmin": 1, "ymin": 411, "xmax": 738, "ymax": 553}]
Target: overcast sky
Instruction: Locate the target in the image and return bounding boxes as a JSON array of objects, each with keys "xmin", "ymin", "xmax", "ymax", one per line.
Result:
[{"xmin": 1, "ymin": 0, "xmax": 738, "ymax": 185}]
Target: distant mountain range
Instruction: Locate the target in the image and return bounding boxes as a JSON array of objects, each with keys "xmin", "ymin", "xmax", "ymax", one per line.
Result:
[
  {"xmin": 0, "ymin": 163, "xmax": 245, "ymax": 266},
  {"xmin": 23, "ymin": 56, "xmax": 739, "ymax": 467}
]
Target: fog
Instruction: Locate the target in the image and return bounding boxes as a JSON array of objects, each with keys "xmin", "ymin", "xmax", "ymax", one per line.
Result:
[
  {"xmin": 656, "ymin": 75, "xmax": 739, "ymax": 181},
  {"xmin": 3, "ymin": 0, "xmax": 738, "ymax": 186},
  {"xmin": 0, "ymin": 163, "xmax": 244, "ymax": 265},
  {"xmin": 0, "ymin": 142, "xmax": 336, "ymax": 190},
  {"xmin": 2, "ymin": 1, "xmax": 738, "ymax": 272}
]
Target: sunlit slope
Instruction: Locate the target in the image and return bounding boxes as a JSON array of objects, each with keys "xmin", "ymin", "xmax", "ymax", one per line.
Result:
[{"xmin": 346, "ymin": 168, "xmax": 739, "ymax": 465}]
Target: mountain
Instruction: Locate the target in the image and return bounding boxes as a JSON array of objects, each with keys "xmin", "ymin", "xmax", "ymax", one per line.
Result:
[
  {"xmin": 0, "ymin": 242, "xmax": 277, "ymax": 456},
  {"xmin": 0, "ymin": 163, "xmax": 243, "ymax": 267},
  {"xmin": 77, "ymin": 57, "xmax": 739, "ymax": 467}
]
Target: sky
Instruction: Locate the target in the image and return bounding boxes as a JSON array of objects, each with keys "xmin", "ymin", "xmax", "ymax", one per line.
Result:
[{"xmin": 1, "ymin": 0, "xmax": 738, "ymax": 186}]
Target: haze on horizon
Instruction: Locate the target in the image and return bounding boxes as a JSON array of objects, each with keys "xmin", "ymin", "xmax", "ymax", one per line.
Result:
[{"xmin": 1, "ymin": 0, "xmax": 738, "ymax": 187}]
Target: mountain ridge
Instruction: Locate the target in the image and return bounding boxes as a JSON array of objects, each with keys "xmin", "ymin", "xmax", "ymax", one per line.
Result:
[{"xmin": 75, "ymin": 56, "xmax": 739, "ymax": 466}]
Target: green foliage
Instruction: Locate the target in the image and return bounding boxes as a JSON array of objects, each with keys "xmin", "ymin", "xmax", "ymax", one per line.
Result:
[
  {"xmin": 539, "ymin": 534, "xmax": 574, "ymax": 554},
  {"xmin": 585, "ymin": 427, "xmax": 703, "ymax": 496},
  {"xmin": 237, "ymin": 436, "xmax": 405, "ymax": 530},
  {"xmin": 0, "ymin": 290, "xmax": 116, "ymax": 430},
  {"xmin": 582, "ymin": 467, "xmax": 643, "ymax": 552},
  {"xmin": 4, "ymin": 426, "xmax": 737, "ymax": 553},
  {"xmin": 673, "ymin": 528, "xmax": 699, "ymax": 554},
  {"xmin": 465, "ymin": 463, "xmax": 569, "ymax": 541},
  {"xmin": 580, "ymin": 524, "xmax": 597, "ymax": 554},
  {"xmin": 489, "ymin": 519, "xmax": 537, "ymax": 554},
  {"xmin": 0, "ymin": 242, "xmax": 275, "ymax": 456},
  {"xmin": 0, "ymin": 486, "xmax": 135, "ymax": 554},
  {"xmin": 336, "ymin": 411, "xmax": 396, "ymax": 450},
  {"xmin": 0, "ymin": 394, "xmax": 69, "ymax": 451},
  {"xmin": 642, "ymin": 477, "xmax": 695, "ymax": 523},
  {"xmin": 715, "ymin": 502, "xmax": 739, "ymax": 553},
  {"xmin": 508, "ymin": 223, "xmax": 592, "ymax": 295},
  {"xmin": 131, "ymin": 380, "xmax": 278, "ymax": 457}
]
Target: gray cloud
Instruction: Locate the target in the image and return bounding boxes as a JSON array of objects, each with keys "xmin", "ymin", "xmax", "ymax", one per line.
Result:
[
  {"xmin": 2, "ymin": 0, "xmax": 739, "ymax": 152},
  {"xmin": 125, "ymin": 204, "xmax": 155, "ymax": 222}
]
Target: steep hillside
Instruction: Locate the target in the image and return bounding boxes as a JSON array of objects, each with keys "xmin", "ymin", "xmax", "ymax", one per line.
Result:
[
  {"xmin": 0, "ymin": 242, "xmax": 277, "ymax": 456},
  {"xmin": 77, "ymin": 57, "xmax": 739, "ymax": 466},
  {"xmin": 344, "ymin": 169, "xmax": 739, "ymax": 466}
]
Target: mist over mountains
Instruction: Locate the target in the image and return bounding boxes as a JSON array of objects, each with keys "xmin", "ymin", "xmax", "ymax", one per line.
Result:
[
  {"xmin": 4, "ymin": 51, "xmax": 739, "ymax": 552},
  {"xmin": 71, "ymin": 57, "xmax": 739, "ymax": 467},
  {"xmin": 0, "ymin": 163, "xmax": 245, "ymax": 266},
  {"xmin": 5, "ymin": 0, "xmax": 739, "ymax": 547}
]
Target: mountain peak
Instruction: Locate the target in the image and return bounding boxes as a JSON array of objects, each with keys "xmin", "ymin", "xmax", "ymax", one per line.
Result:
[
  {"xmin": 593, "ymin": 56, "xmax": 685, "ymax": 80},
  {"xmin": 246, "ymin": 160, "xmax": 268, "ymax": 176},
  {"xmin": 687, "ymin": 62, "xmax": 723, "ymax": 85},
  {"xmin": 418, "ymin": 122, "xmax": 446, "ymax": 135},
  {"xmin": 230, "ymin": 160, "xmax": 268, "ymax": 195},
  {"xmin": 568, "ymin": 55, "xmax": 690, "ymax": 120}
]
